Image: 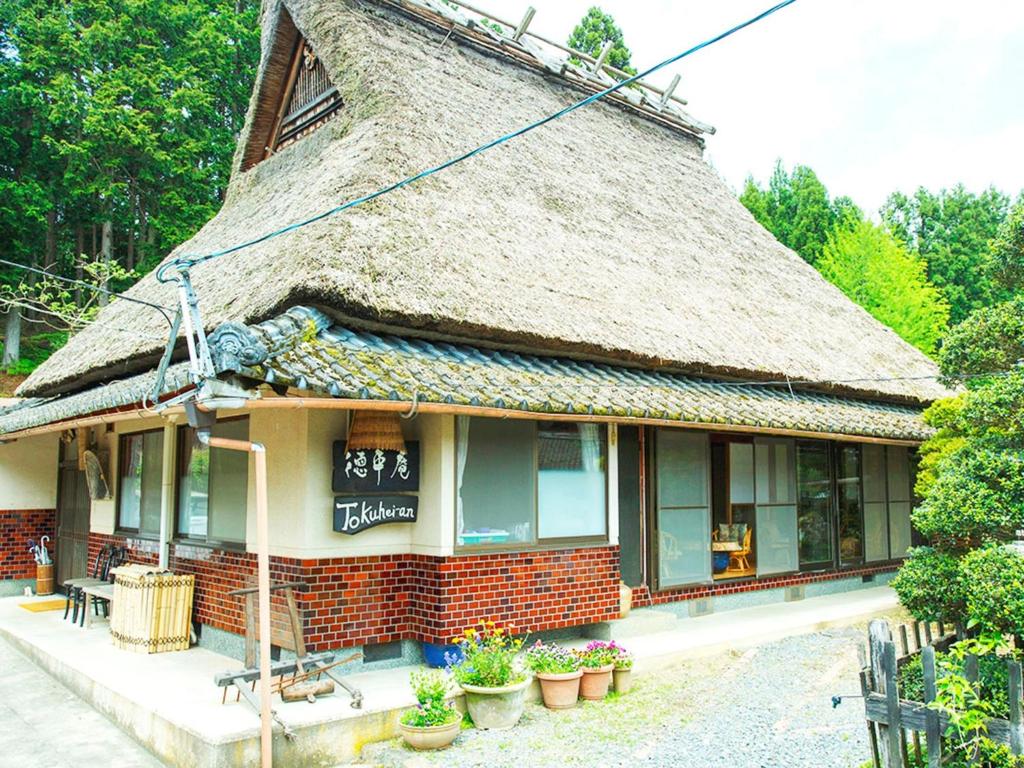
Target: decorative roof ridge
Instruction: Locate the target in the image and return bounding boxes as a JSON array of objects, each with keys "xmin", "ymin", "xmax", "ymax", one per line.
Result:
[
  {"xmin": 207, "ymin": 305, "xmax": 332, "ymax": 374},
  {"xmin": 369, "ymin": 0, "xmax": 715, "ymax": 138}
]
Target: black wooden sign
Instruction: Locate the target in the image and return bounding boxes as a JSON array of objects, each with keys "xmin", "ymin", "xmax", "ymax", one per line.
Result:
[
  {"xmin": 331, "ymin": 441, "xmax": 419, "ymax": 493},
  {"xmin": 333, "ymin": 495, "xmax": 418, "ymax": 535}
]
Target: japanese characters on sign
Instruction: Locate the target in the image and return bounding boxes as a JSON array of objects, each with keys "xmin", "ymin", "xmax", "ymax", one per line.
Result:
[
  {"xmin": 333, "ymin": 495, "xmax": 418, "ymax": 535},
  {"xmin": 331, "ymin": 441, "xmax": 420, "ymax": 493}
]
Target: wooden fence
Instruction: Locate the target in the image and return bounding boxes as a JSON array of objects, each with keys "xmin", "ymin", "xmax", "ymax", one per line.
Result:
[{"xmin": 862, "ymin": 618, "xmax": 1024, "ymax": 767}]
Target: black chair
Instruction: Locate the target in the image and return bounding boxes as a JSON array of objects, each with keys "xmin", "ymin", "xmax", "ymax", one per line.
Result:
[{"xmin": 63, "ymin": 544, "xmax": 112, "ymax": 622}]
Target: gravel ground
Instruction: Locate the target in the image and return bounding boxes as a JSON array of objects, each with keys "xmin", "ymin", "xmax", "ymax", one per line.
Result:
[{"xmin": 362, "ymin": 614, "xmax": 908, "ymax": 768}]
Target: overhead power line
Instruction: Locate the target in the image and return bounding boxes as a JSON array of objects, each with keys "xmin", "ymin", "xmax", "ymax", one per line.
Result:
[
  {"xmin": 156, "ymin": 0, "xmax": 798, "ymax": 282},
  {"xmin": 0, "ymin": 258, "xmax": 175, "ymax": 324}
]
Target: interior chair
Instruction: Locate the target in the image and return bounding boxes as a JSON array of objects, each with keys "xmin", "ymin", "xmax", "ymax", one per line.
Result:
[{"xmin": 728, "ymin": 528, "xmax": 753, "ymax": 573}]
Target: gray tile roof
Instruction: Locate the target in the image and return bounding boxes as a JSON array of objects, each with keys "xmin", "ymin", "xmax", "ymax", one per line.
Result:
[{"xmin": 0, "ymin": 306, "xmax": 930, "ymax": 441}]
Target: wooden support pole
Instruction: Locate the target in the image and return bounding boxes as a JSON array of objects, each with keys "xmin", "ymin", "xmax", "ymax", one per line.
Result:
[
  {"xmin": 869, "ymin": 620, "xmax": 897, "ymax": 768},
  {"xmin": 591, "ymin": 40, "xmax": 613, "ymax": 73},
  {"xmin": 882, "ymin": 641, "xmax": 905, "ymax": 768},
  {"xmin": 658, "ymin": 74, "xmax": 681, "ymax": 110},
  {"xmin": 512, "ymin": 6, "xmax": 534, "ymax": 41}
]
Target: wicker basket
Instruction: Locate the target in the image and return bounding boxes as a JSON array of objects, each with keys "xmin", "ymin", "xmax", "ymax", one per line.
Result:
[{"xmin": 347, "ymin": 410, "xmax": 406, "ymax": 452}]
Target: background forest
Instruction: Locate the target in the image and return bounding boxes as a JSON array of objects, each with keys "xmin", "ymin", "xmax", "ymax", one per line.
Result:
[{"xmin": 0, "ymin": 3, "xmax": 1021, "ymax": 392}]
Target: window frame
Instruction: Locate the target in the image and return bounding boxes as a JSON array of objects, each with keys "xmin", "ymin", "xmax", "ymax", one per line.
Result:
[
  {"xmin": 454, "ymin": 418, "xmax": 610, "ymax": 553},
  {"xmin": 115, "ymin": 427, "xmax": 165, "ymax": 539},
  {"xmin": 172, "ymin": 416, "xmax": 250, "ymax": 551}
]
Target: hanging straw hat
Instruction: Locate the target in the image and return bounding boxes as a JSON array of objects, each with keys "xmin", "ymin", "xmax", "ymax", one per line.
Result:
[{"xmin": 346, "ymin": 410, "xmax": 407, "ymax": 452}]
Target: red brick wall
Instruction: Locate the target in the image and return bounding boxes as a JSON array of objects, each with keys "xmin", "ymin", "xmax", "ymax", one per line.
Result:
[
  {"xmin": 1, "ymin": 509, "xmax": 55, "ymax": 580},
  {"xmin": 88, "ymin": 533, "xmax": 619, "ymax": 648},
  {"xmin": 630, "ymin": 562, "xmax": 898, "ymax": 608}
]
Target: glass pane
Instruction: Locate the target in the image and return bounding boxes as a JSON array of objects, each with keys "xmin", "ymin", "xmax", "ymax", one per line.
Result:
[
  {"xmin": 888, "ymin": 501, "xmax": 913, "ymax": 558},
  {"xmin": 458, "ymin": 417, "xmax": 535, "ymax": 546},
  {"xmin": 656, "ymin": 429, "xmax": 710, "ymax": 587},
  {"xmin": 537, "ymin": 422, "xmax": 606, "ymax": 539},
  {"xmin": 864, "ymin": 502, "xmax": 890, "ymax": 561},
  {"xmin": 756, "ymin": 504, "xmax": 798, "ymax": 575},
  {"xmin": 178, "ymin": 429, "xmax": 210, "ymax": 537},
  {"xmin": 658, "ymin": 508, "xmax": 710, "ymax": 586},
  {"xmin": 797, "ymin": 442, "xmax": 833, "ymax": 566},
  {"xmin": 209, "ymin": 420, "xmax": 249, "ymax": 543},
  {"xmin": 887, "ymin": 446, "xmax": 910, "ymax": 502},
  {"xmin": 616, "ymin": 426, "xmax": 643, "ymax": 586},
  {"xmin": 755, "ymin": 439, "xmax": 795, "ymax": 505},
  {"xmin": 119, "ymin": 434, "xmax": 144, "ymax": 530},
  {"xmin": 140, "ymin": 431, "xmax": 164, "ymax": 535},
  {"xmin": 836, "ymin": 445, "xmax": 863, "ymax": 565},
  {"xmin": 729, "ymin": 443, "xmax": 754, "ymax": 504},
  {"xmin": 657, "ymin": 430, "xmax": 708, "ymax": 508},
  {"xmin": 862, "ymin": 444, "xmax": 887, "ymax": 504}
]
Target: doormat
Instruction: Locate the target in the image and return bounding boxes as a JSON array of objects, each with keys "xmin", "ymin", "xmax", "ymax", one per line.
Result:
[{"xmin": 20, "ymin": 599, "xmax": 66, "ymax": 612}]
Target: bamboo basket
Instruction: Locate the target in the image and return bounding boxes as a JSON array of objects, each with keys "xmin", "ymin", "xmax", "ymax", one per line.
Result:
[
  {"xmin": 109, "ymin": 564, "xmax": 194, "ymax": 653},
  {"xmin": 347, "ymin": 410, "xmax": 406, "ymax": 452}
]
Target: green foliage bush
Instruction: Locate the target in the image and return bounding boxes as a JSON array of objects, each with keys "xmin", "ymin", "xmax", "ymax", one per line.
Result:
[
  {"xmin": 891, "ymin": 547, "xmax": 966, "ymax": 625},
  {"xmin": 899, "ymin": 650, "xmax": 1009, "ymax": 718},
  {"xmin": 961, "ymin": 546, "xmax": 1024, "ymax": 640}
]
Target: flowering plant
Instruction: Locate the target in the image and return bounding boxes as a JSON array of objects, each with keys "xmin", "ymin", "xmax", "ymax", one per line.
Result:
[
  {"xmin": 525, "ymin": 640, "xmax": 581, "ymax": 674},
  {"xmin": 576, "ymin": 640, "xmax": 619, "ymax": 669},
  {"xmin": 612, "ymin": 643, "xmax": 634, "ymax": 670},
  {"xmin": 400, "ymin": 669, "xmax": 460, "ymax": 728},
  {"xmin": 447, "ymin": 620, "xmax": 526, "ymax": 688}
]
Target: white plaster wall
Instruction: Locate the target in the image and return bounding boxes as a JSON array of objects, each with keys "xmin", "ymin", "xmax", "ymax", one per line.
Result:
[{"xmin": 0, "ymin": 432, "xmax": 59, "ymax": 509}]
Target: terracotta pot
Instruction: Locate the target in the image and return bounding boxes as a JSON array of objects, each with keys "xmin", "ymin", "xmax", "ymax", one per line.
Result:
[
  {"xmin": 613, "ymin": 668, "xmax": 633, "ymax": 694},
  {"xmin": 536, "ymin": 670, "xmax": 582, "ymax": 709},
  {"xmin": 399, "ymin": 718, "xmax": 461, "ymax": 750},
  {"xmin": 460, "ymin": 677, "xmax": 532, "ymax": 730},
  {"xmin": 579, "ymin": 664, "xmax": 614, "ymax": 700}
]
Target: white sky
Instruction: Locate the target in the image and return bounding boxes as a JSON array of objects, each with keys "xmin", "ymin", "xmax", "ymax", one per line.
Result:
[{"xmin": 475, "ymin": 0, "xmax": 1024, "ymax": 215}]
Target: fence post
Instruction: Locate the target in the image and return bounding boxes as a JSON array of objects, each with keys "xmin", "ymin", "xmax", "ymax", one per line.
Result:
[
  {"xmin": 922, "ymin": 644, "xmax": 941, "ymax": 768},
  {"xmin": 1009, "ymin": 660, "xmax": 1023, "ymax": 756},
  {"xmin": 870, "ymin": 620, "xmax": 904, "ymax": 768}
]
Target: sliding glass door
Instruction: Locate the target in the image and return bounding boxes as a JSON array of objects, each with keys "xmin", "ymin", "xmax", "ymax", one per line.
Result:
[
  {"xmin": 836, "ymin": 444, "xmax": 864, "ymax": 567},
  {"xmin": 797, "ymin": 441, "xmax": 834, "ymax": 570},
  {"xmin": 655, "ymin": 429, "xmax": 711, "ymax": 588},
  {"xmin": 754, "ymin": 437, "xmax": 799, "ymax": 576}
]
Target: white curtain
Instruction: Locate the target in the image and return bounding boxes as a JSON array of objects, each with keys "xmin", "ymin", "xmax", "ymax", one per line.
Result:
[
  {"xmin": 455, "ymin": 416, "xmax": 470, "ymax": 542},
  {"xmin": 580, "ymin": 423, "xmax": 600, "ymax": 471}
]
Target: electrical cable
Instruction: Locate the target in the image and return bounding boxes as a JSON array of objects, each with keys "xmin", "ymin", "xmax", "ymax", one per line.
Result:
[
  {"xmin": 156, "ymin": 0, "xmax": 798, "ymax": 282},
  {"xmin": 0, "ymin": 258, "xmax": 175, "ymax": 324}
]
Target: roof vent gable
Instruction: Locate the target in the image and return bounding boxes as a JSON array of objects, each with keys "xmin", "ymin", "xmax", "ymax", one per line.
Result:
[{"xmin": 240, "ymin": 7, "xmax": 342, "ymax": 171}]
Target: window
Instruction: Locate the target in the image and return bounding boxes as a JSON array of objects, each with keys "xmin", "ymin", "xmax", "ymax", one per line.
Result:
[
  {"xmin": 176, "ymin": 419, "xmax": 249, "ymax": 546},
  {"xmin": 117, "ymin": 430, "xmax": 164, "ymax": 536},
  {"xmin": 753, "ymin": 438, "xmax": 798, "ymax": 575},
  {"xmin": 456, "ymin": 417, "xmax": 607, "ymax": 548}
]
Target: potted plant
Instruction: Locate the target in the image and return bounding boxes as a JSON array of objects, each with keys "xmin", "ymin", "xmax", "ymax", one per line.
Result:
[
  {"xmin": 576, "ymin": 640, "xmax": 617, "ymax": 700},
  {"xmin": 525, "ymin": 640, "xmax": 582, "ymax": 709},
  {"xmin": 447, "ymin": 620, "xmax": 529, "ymax": 730},
  {"xmin": 612, "ymin": 645, "xmax": 634, "ymax": 694},
  {"xmin": 398, "ymin": 669, "xmax": 461, "ymax": 750}
]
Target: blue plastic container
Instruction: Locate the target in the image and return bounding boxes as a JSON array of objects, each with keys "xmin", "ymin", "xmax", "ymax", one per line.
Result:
[
  {"xmin": 712, "ymin": 551, "xmax": 731, "ymax": 573},
  {"xmin": 423, "ymin": 642, "xmax": 462, "ymax": 668}
]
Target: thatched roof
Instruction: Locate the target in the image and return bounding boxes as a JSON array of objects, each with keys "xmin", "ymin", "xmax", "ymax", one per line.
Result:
[
  {"xmin": 19, "ymin": 0, "xmax": 947, "ymax": 405},
  {"xmin": 0, "ymin": 307, "xmax": 931, "ymax": 441}
]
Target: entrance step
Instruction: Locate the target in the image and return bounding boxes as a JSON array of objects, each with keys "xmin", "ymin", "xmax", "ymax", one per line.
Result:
[{"xmin": 589, "ymin": 607, "xmax": 679, "ymax": 640}]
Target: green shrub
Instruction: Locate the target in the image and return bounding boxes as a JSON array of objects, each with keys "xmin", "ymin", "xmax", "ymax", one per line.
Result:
[
  {"xmin": 962, "ymin": 546, "xmax": 1024, "ymax": 640},
  {"xmin": 891, "ymin": 547, "xmax": 967, "ymax": 625}
]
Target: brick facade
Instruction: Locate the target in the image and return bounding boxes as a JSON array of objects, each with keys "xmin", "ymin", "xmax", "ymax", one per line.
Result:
[
  {"xmin": 630, "ymin": 562, "xmax": 899, "ymax": 608},
  {"xmin": 1, "ymin": 509, "xmax": 55, "ymax": 580},
  {"xmin": 87, "ymin": 531, "xmax": 894, "ymax": 651},
  {"xmin": 88, "ymin": 533, "xmax": 620, "ymax": 648}
]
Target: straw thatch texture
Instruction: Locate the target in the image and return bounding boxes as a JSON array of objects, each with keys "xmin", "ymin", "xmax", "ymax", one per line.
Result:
[{"xmin": 20, "ymin": 0, "xmax": 946, "ymax": 404}]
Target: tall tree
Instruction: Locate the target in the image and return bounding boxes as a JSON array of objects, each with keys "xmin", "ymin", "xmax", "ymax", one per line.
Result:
[
  {"xmin": 739, "ymin": 161, "xmax": 861, "ymax": 266},
  {"xmin": 0, "ymin": 0, "xmax": 260, "ymax": 372},
  {"xmin": 567, "ymin": 7, "xmax": 637, "ymax": 76},
  {"xmin": 881, "ymin": 185, "xmax": 1011, "ymax": 324},
  {"xmin": 817, "ymin": 220, "xmax": 950, "ymax": 355}
]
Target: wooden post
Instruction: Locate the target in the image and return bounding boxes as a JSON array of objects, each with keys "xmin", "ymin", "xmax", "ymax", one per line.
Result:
[
  {"xmin": 1009, "ymin": 660, "xmax": 1023, "ymax": 756},
  {"xmin": 922, "ymin": 645, "xmax": 941, "ymax": 767},
  {"xmin": 913, "ymin": 621, "xmax": 923, "ymax": 651},
  {"xmin": 860, "ymin": 667, "xmax": 882, "ymax": 767},
  {"xmin": 512, "ymin": 6, "xmax": 535, "ymax": 41},
  {"xmin": 870, "ymin": 620, "xmax": 901, "ymax": 768},
  {"xmin": 898, "ymin": 625, "xmax": 910, "ymax": 657},
  {"xmin": 923, "ymin": 622, "xmax": 933, "ymax": 646}
]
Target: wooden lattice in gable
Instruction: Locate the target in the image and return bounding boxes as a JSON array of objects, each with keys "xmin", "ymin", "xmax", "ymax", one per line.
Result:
[{"xmin": 266, "ymin": 39, "xmax": 342, "ymax": 157}]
